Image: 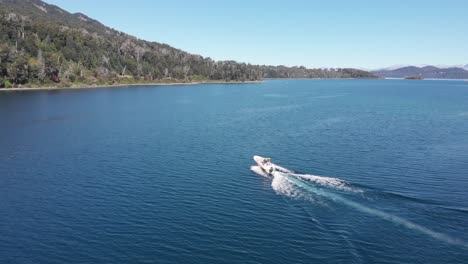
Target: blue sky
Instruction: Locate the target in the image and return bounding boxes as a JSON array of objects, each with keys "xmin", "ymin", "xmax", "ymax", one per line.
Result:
[{"xmin": 43, "ymin": 0, "xmax": 467, "ymax": 69}]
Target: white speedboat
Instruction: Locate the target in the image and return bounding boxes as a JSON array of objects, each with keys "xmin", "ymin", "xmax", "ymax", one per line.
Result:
[{"xmin": 253, "ymin": 155, "xmax": 290, "ymax": 175}]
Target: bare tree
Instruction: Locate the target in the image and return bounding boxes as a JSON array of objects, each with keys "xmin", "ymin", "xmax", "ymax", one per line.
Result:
[{"xmin": 37, "ymin": 49, "xmax": 46, "ymax": 81}]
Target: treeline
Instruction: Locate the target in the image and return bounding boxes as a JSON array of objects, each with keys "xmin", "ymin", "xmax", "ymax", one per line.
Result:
[
  {"xmin": 0, "ymin": 9, "xmax": 262, "ymax": 88},
  {"xmin": 0, "ymin": 0, "xmax": 376, "ymax": 88},
  {"xmin": 261, "ymin": 65, "xmax": 376, "ymax": 79}
]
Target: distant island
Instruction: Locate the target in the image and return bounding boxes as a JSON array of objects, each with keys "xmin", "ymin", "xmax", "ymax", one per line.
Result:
[
  {"xmin": 404, "ymin": 75, "xmax": 424, "ymax": 80},
  {"xmin": 0, "ymin": 0, "xmax": 376, "ymax": 90}
]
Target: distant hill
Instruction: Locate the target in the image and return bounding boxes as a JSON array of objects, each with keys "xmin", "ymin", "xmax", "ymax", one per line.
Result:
[
  {"xmin": 0, "ymin": 0, "xmax": 376, "ymax": 88},
  {"xmin": 373, "ymin": 66, "xmax": 468, "ymax": 79},
  {"xmin": 376, "ymin": 64, "xmax": 468, "ymax": 71}
]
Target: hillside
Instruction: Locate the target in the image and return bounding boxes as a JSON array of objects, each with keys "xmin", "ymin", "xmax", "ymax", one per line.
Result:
[
  {"xmin": 0, "ymin": 0, "xmax": 376, "ymax": 88},
  {"xmin": 373, "ymin": 66, "xmax": 468, "ymax": 79}
]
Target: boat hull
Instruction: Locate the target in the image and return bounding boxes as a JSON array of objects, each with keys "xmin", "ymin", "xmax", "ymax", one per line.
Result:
[
  {"xmin": 253, "ymin": 155, "xmax": 275, "ymax": 175},
  {"xmin": 253, "ymin": 155, "xmax": 291, "ymax": 175}
]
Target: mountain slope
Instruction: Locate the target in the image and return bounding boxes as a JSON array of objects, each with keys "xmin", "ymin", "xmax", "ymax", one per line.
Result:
[
  {"xmin": 373, "ymin": 66, "xmax": 468, "ymax": 79},
  {"xmin": 0, "ymin": 0, "xmax": 376, "ymax": 88}
]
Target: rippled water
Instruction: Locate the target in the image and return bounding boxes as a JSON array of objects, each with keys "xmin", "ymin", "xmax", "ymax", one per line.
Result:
[{"xmin": 1, "ymin": 80, "xmax": 467, "ymax": 263}]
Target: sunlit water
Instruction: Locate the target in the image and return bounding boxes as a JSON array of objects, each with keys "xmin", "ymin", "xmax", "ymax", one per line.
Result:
[{"xmin": 1, "ymin": 79, "xmax": 468, "ymax": 263}]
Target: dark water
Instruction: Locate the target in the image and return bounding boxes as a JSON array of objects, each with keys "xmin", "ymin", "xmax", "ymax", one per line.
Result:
[{"xmin": 1, "ymin": 79, "xmax": 468, "ymax": 263}]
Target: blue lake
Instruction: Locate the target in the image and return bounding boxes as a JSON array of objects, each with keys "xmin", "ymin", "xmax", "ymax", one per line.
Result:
[{"xmin": 1, "ymin": 79, "xmax": 468, "ymax": 263}]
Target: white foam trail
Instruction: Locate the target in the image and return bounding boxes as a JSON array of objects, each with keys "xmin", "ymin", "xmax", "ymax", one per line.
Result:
[
  {"xmin": 251, "ymin": 166, "xmax": 305, "ymax": 199},
  {"xmin": 252, "ymin": 162, "xmax": 468, "ymax": 248},
  {"xmin": 284, "ymin": 174, "xmax": 468, "ymax": 249},
  {"xmin": 251, "ymin": 165, "xmax": 358, "ymax": 193},
  {"xmin": 290, "ymin": 173, "xmax": 362, "ymax": 193},
  {"xmin": 271, "ymin": 173, "xmax": 303, "ymax": 199}
]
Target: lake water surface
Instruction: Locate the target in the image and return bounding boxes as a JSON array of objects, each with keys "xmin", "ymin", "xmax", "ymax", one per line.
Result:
[{"xmin": 1, "ymin": 79, "xmax": 467, "ymax": 263}]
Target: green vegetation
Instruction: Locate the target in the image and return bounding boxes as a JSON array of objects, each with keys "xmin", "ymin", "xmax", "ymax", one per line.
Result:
[
  {"xmin": 0, "ymin": 0, "xmax": 376, "ymax": 89},
  {"xmin": 2, "ymin": 79, "xmax": 13, "ymax": 88},
  {"xmin": 260, "ymin": 65, "xmax": 376, "ymax": 79}
]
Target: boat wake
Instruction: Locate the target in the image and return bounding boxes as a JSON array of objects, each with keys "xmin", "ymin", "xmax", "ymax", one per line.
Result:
[
  {"xmin": 250, "ymin": 165, "xmax": 360, "ymax": 193},
  {"xmin": 250, "ymin": 164, "xmax": 468, "ymax": 249},
  {"xmin": 290, "ymin": 172, "xmax": 362, "ymax": 193}
]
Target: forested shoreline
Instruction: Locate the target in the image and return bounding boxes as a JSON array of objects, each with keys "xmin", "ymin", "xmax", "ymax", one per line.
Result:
[{"xmin": 0, "ymin": 0, "xmax": 376, "ymax": 89}]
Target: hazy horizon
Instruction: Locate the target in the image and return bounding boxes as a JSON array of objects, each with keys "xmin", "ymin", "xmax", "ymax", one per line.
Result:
[{"xmin": 43, "ymin": 0, "xmax": 467, "ymax": 69}]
